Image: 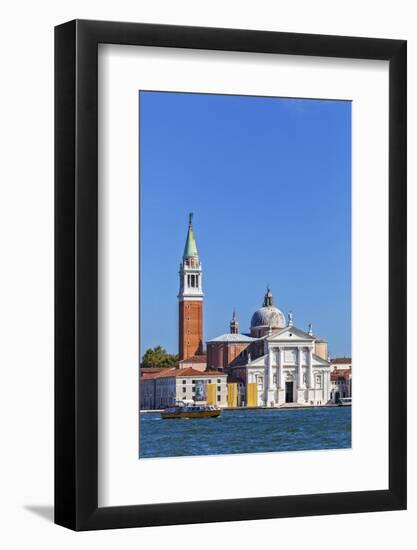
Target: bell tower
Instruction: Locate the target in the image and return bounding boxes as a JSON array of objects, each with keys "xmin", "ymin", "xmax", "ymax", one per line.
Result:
[
  {"xmin": 230, "ymin": 309, "xmax": 239, "ymax": 334},
  {"xmin": 178, "ymin": 213, "xmax": 204, "ymax": 360}
]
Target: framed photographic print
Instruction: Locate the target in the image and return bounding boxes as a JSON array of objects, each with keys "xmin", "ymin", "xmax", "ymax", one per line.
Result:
[{"xmin": 55, "ymin": 20, "xmax": 406, "ymax": 530}]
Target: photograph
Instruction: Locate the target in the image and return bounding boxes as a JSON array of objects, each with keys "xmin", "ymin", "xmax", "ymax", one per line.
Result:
[
  {"xmin": 0, "ymin": 1, "xmax": 408, "ymax": 542},
  {"xmin": 139, "ymin": 91, "xmax": 352, "ymax": 459}
]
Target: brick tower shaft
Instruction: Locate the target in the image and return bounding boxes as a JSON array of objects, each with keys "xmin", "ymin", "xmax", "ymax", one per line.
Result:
[
  {"xmin": 179, "ymin": 300, "xmax": 203, "ymax": 359},
  {"xmin": 178, "ymin": 213, "xmax": 204, "ymax": 360}
]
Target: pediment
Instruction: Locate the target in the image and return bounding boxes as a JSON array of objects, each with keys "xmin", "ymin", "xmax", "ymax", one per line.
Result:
[
  {"xmin": 266, "ymin": 325, "xmax": 315, "ymax": 342},
  {"xmin": 247, "ymin": 354, "xmax": 266, "ymax": 366}
]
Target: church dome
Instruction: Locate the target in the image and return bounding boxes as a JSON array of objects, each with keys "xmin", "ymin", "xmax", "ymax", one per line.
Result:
[
  {"xmin": 250, "ymin": 306, "xmax": 286, "ymax": 329},
  {"xmin": 250, "ymin": 287, "xmax": 286, "ymax": 330}
]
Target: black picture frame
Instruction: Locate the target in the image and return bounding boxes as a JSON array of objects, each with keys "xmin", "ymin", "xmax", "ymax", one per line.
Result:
[{"xmin": 55, "ymin": 19, "xmax": 407, "ymax": 531}]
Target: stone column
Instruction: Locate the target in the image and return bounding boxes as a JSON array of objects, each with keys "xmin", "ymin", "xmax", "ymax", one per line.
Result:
[
  {"xmin": 278, "ymin": 347, "xmax": 283, "ymax": 388},
  {"xmin": 298, "ymin": 347, "xmax": 303, "ymax": 387},
  {"xmin": 267, "ymin": 346, "xmax": 273, "ymax": 389},
  {"xmin": 309, "ymin": 348, "xmax": 313, "ymax": 388}
]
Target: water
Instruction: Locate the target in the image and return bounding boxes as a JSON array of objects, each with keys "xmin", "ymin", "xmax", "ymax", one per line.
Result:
[{"xmin": 139, "ymin": 407, "xmax": 351, "ymax": 458}]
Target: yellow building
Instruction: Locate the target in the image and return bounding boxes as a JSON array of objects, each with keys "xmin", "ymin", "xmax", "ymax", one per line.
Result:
[
  {"xmin": 227, "ymin": 383, "xmax": 238, "ymax": 407},
  {"xmin": 247, "ymin": 383, "xmax": 258, "ymax": 407}
]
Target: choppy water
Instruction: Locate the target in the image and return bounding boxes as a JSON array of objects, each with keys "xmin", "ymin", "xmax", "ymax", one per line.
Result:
[{"xmin": 139, "ymin": 406, "xmax": 351, "ymax": 459}]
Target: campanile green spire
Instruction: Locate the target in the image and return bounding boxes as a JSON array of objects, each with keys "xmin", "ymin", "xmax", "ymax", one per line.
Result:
[{"xmin": 183, "ymin": 212, "xmax": 199, "ymax": 258}]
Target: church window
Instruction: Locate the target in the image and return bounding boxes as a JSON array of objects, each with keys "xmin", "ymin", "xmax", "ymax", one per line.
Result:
[
  {"xmin": 182, "ymin": 380, "xmax": 186, "ymax": 384},
  {"xmin": 217, "ymin": 379, "xmax": 221, "ymax": 384},
  {"xmin": 182, "ymin": 387, "xmax": 186, "ymax": 393},
  {"xmin": 273, "ymin": 374, "xmax": 277, "ymax": 384},
  {"xmin": 217, "ymin": 386, "xmax": 221, "ymax": 392},
  {"xmin": 196, "ymin": 275, "xmax": 199, "ymax": 287},
  {"xmin": 217, "ymin": 395, "xmax": 221, "ymax": 402}
]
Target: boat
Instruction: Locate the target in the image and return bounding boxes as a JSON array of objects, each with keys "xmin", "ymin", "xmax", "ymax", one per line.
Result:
[
  {"xmin": 337, "ymin": 397, "xmax": 352, "ymax": 406},
  {"xmin": 160, "ymin": 401, "xmax": 222, "ymax": 419}
]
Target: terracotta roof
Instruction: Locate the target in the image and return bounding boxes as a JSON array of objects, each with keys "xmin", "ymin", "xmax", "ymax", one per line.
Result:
[
  {"xmin": 178, "ymin": 354, "xmax": 207, "ymax": 364},
  {"xmin": 140, "ymin": 372, "xmax": 158, "ymax": 380},
  {"xmin": 140, "ymin": 367, "xmax": 163, "ymax": 374},
  {"xmin": 140, "ymin": 367, "xmax": 227, "ymax": 381},
  {"xmin": 331, "ymin": 357, "xmax": 352, "ymax": 364}
]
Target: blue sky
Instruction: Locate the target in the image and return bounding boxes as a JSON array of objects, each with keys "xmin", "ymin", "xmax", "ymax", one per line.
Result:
[{"xmin": 140, "ymin": 91, "xmax": 351, "ymax": 358}]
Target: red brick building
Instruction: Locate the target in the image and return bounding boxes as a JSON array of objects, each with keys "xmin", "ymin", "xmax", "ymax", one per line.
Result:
[{"xmin": 206, "ymin": 334, "xmax": 257, "ymax": 370}]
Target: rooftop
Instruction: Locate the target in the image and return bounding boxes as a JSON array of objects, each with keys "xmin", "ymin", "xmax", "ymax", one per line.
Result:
[
  {"xmin": 178, "ymin": 354, "xmax": 207, "ymax": 364},
  {"xmin": 140, "ymin": 367, "xmax": 163, "ymax": 374},
  {"xmin": 207, "ymin": 333, "xmax": 258, "ymax": 343},
  {"xmin": 183, "ymin": 213, "xmax": 198, "ymax": 258},
  {"xmin": 140, "ymin": 367, "xmax": 226, "ymax": 381},
  {"xmin": 331, "ymin": 369, "xmax": 351, "ymax": 380}
]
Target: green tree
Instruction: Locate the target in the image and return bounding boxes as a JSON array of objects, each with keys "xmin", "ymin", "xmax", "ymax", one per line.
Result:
[{"xmin": 140, "ymin": 346, "xmax": 179, "ymax": 369}]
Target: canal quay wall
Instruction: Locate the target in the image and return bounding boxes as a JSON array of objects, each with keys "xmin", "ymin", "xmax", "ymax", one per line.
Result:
[{"xmin": 140, "ymin": 403, "xmax": 348, "ymax": 414}]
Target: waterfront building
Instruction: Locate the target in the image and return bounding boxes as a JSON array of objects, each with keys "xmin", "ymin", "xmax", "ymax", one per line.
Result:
[
  {"xmin": 140, "ymin": 215, "xmax": 346, "ymax": 410},
  {"xmin": 207, "ymin": 289, "xmax": 332, "ymax": 407},
  {"xmin": 140, "ymin": 367, "xmax": 227, "ymax": 409},
  {"xmin": 330, "ymin": 357, "xmax": 352, "ymax": 403}
]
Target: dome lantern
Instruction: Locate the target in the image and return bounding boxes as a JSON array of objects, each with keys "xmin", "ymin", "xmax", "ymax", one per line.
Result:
[{"xmin": 250, "ymin": 287, "xmax": 286, "ymax": 337}]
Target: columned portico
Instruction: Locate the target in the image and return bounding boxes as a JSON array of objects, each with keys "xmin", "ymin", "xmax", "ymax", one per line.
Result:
[{"xmin": 240, "ymin": 324, "xmax": 332, "ymax": 407}]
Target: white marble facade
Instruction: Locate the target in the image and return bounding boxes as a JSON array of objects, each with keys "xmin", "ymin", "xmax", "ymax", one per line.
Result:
[{"xmin": 244, "ymin": 326, "xmax": 331, "ymax": 406}]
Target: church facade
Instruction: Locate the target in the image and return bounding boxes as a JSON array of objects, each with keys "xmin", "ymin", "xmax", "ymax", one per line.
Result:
[
  {"xmin": 172, "ymin": 214, "xmax": 333, "ymax": 407},
  {"xmin": 207, "ymin": 289, "xmax": 332, "ymax": 406}
]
